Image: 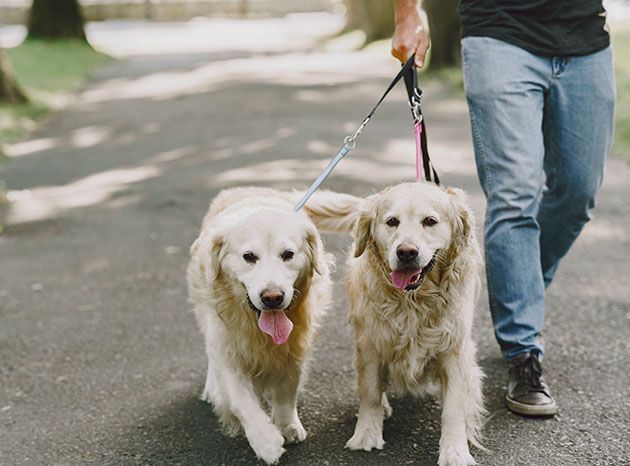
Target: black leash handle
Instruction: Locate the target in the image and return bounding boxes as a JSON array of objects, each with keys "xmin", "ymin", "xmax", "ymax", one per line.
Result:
[
  {"xmin": 361, "ymin": 54, "xmax": 418, "ymax": 126},
  {"xmin": 402, "ymin": 56, "xmax": 440, "ymax": 185}
]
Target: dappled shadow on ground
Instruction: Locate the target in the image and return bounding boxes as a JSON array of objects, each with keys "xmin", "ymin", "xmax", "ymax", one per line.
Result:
[
  {"xmin": 113, "ymin": 395, "xmax": 255, "ymax": 465},
  {"xmin": 112, "ymin": 390, "xmax": 448, "ymax": 465},
  {"xmin": 0, "ymin": 44, "xmax": 478, "ymax": 229}
]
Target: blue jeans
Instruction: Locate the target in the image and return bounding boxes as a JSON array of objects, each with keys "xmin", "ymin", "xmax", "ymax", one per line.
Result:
[{"xmin": 461, "ymin": 37, "xmax": 615, "ymax": 361}]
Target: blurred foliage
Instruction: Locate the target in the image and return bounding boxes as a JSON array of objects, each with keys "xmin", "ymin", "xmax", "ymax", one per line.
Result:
[
  {"xmin": 343, "ymin": 0, "xmax": 394, "ymax": 45},
  {"xmin": 28, "ymin": 0, "xmax": 87, "ymax": 41},
  {"xmin": 343, "ymin": 0, "xmax": 460, "ymax": 68},
  {"xmin": 612, "ymin": 25, "xmax": 630, "ymax": 160},
  {"xmin": 423, "ymin": 65, "xmax": 465, "ymax": 95},
  {"xmin": 424, "ymin": 0, "xmax": 460, "ymax": 69},
  {"xmin": 0, "ymin": 48, "xmax": 27, "ymax": 105},
  {"xmin": 0, "ymin": 39, "xmax": 108, "ymax": 147}
]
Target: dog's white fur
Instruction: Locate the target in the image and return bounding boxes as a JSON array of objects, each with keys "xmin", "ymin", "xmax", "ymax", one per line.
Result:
[
  {"xmin": 306, "ymin": 182, "xmax": 485, "ymax": 466},
  {"xmin": 187, "ymin": 187, "xmax": 333, "ymax": 465}
]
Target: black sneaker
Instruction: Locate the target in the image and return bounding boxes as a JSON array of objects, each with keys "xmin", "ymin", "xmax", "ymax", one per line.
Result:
[{"xmin": 506, "ymin": 352, "xmax": 557, "ymax": 416}]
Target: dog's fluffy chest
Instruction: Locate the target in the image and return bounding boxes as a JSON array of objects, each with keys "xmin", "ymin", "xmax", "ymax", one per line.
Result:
[
  {"xmin": 348, "ymin": 254, "xmax": 466, "ymax": 396},
  {"xmin": 374, "ymin": 306, "xmax": 450, "ymax": 394}
]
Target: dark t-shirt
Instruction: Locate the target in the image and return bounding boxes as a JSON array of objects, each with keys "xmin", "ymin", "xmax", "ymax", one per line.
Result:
[{"xmin": 459, "ymin": 0, "xmax": 610, "ymax": 57}]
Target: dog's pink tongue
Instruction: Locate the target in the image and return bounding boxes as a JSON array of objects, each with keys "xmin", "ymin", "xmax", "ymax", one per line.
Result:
[
  {"xmin": 390, "ymin": 269, "xmax": 419, "ymax": 290},
  {"xmin": 258, "ymin": 311, "xmax": 293, "ymax": 345}
]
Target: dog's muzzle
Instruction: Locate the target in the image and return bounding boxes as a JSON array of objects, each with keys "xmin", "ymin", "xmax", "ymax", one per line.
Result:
[{"xmin": 392, "ymin": 252, "xmax": 438, "ymax": 292}]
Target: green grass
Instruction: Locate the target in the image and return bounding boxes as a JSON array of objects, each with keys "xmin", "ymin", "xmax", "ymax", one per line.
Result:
[
  {"xmin": 0, "ymin": 39, "xmax": 109, "ymax": 147},
  {"xmin": 612, "ymin": 26, "xmax": 630, "ymax": 161},
  {"xmin": 422, "ymin": 65, "xmax": 465, "ymax": 96}
]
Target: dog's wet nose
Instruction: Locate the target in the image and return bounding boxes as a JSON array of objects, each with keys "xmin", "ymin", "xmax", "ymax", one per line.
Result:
[
  {"xmin": 260, "ymin": 289, "xmax": 285, "ymax": 309},
  {"xmin": 396, "ymin": 246, "xmax": 419, "ymax": 263}
]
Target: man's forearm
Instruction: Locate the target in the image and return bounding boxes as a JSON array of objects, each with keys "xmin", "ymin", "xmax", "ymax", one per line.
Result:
[
  {"xmin": 392, "ymin": 0, "xmax": 429, "ymax": 67},
  {"xmin": 394, "ymin": 0, "xmax": 420, "ymax": 23}
]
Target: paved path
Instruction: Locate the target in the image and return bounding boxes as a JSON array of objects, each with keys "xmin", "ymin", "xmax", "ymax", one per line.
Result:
[{"xmin": 1, "ymin": 15, "xmax": 629, "ymax": 466}]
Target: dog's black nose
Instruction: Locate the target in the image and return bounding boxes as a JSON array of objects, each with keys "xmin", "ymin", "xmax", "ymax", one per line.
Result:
[
  {"xmin": 396, "ymin": 246, "xmax": 419, "ymax": 263},
  {"xmin": 261, "ymin": 289, "xmax": 285, "ymax": 309}
]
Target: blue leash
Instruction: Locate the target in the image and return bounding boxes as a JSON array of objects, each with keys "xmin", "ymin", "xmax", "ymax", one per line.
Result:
[
  {"xmin": 294, "ymin": 54, "xmax": 425, "ymax": 212},
  {"xmin": 293, "ymin": 123, "xmax": 364, "ymax": 212}
]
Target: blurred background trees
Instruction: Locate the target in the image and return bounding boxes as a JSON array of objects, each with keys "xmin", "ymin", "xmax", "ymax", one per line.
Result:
[
  {"xmin": 28, "ymin": 0, "xmax": 87, "ymax": 40},
  {"xmin": 0, "ymin": 49, "xmax": 27, "ymax": 105},
  {"xmin": 344, "ymin": 0, "xmax": 460, "ymax": 69},
  {"xmin": 1, "ymin": 0, "xmax": 627, "ymax": 159},
  {"xmin": 424, "ymin": 0, "xmax": 460, "ymax": 68},
  {"xmin": 344, "ymin": 0, "xmax": 395, "ymax": 43}
]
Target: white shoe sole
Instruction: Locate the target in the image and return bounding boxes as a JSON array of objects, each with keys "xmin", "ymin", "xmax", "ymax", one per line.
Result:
[{"xmin": 506, "ymin": 396, "xmax": 557, "ymax": 416}]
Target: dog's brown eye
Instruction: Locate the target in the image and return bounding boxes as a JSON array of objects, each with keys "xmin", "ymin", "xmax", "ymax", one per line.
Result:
[
  {"xmin": 281, "ymin": 250, "xmax": 294, "ymax": 261},
  {"xmin": 243, "ymin": 252, "xmax": 258, "ymax": 263},
  {"xmin": 422, "ymin": 216, "xmax": 438, "ymax": 227},
  {"xmin": 386, "ymin": 217, "xmax": 400, "ymax": 228}
]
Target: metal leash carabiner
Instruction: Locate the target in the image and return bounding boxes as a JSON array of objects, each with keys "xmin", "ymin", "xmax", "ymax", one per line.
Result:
[
  {"xmin": 409, "ymin": 90, "xmax": 423, "ymax": 123},
  {"xmin": 344, "ymin": 116, "xmax": 371, "ymax": 150}
]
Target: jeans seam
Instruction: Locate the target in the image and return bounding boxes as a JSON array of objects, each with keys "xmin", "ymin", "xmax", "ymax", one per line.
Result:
[
  {"xmin": 469, "ymin": 108, "xmax": 493, "ymax": 194},
  {"xmin": 462, "ymin": 43, "xmax": 493, "ymax": 193},
  {"xmin": 467, "ymin": 104, "xmax": 497, "ymax": 336},
  {"xmin": 462, "ymin": 44, "xmax": 497, "ymax": 332}
]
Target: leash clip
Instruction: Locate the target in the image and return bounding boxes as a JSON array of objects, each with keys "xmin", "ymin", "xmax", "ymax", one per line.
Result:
[
  {"xmin": 410, "ymin": 91, "xmax": 423, "ymax": 123},
  {"xmin": 343, "ymin": 135, "xmax": 357, "ymax": 150},
  {"xmin": 344, "ymin": 116, "xmax": 370, "ymax": 149}
]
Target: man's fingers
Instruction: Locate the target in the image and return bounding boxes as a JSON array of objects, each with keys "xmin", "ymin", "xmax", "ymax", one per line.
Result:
[
  {"xmin": 392, "ymin": 29, "xmax": 430, "ymax": 68},
  {"xmin": 414, "ymin": 35, "xmax": 430, "ymax": 68},
  {"xmin": 391, "ymin": 43, "xmax": 410, "ymax": 62}
]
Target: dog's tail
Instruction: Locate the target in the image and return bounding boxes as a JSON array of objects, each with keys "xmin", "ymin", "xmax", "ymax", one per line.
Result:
[{"xmin": 294, "ymin": 190, "xmax": 363, "ymax": 233}]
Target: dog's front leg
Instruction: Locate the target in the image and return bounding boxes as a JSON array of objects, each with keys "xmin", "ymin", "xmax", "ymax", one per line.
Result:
[
  {"xmin": 345, "ymin": 342, "xmax": 385, "ymax": 451},
  {"xmin": 223, "ymin": 368, "xmax": 285, "ymax": 465},
  {"xmin": 437, "ymin": 354, "xmax": 477, "ymax": 466},
  {"xmin": 271, "ymin": 363, "xmax": 307, "ymax": 444}
]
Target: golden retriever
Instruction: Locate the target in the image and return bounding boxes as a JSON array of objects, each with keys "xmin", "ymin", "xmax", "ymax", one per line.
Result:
[
  {"xmin": 305, "ymin": 182, "xmax": 485, "ymax": 466},
  {"xmin": 186, "ymin": 187, "xmax": 333, "ymax": 464}
]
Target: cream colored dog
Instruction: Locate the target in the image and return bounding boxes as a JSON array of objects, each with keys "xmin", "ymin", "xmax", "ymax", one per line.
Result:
[
  {"xmin": 306, "ymin": 182, "xmax": 485, "ymax": 466},
  {"xmin": 186, "ymin": 187, "xmax": 332, "ymax": 465}
]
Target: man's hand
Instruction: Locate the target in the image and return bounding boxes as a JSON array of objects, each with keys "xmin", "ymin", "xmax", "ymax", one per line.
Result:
[{"xmin": 392, "ymin": 0, "xmax": 430, "ymax": 68}]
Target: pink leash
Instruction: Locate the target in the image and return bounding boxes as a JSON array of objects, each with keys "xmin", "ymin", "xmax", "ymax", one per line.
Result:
[{"xmin": 414, "ymin": 121, "xmax": 423, "ymax": 181}]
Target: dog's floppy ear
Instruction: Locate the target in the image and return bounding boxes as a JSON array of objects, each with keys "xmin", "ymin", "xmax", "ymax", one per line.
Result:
[
  {"xmin": 443, "ymin": 187, "xmax": 481, "ymax": 297},
  {"xmin": 354, "ymin": 207, "xmax": 373, "ymax": 258},
  {"xmin": 305, "ymin": 224, "xmax": 328, "ymax": 276},
  {"xmin": 208, "ymin": 233, "xmax": 225, "ymax": 280},
  {"xmin": 191, "ymin": 229, "xmax": 225, "ymax": 281},
  {"xmin": 446, "ymin": 187, "xmax": 474, "ymax": 248},
  {"xmin": 189, "ymin": 231, "xmax": 206, "ymax": 256}
]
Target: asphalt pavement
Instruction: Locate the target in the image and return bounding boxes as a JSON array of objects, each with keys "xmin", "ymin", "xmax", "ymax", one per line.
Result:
[{"xmin": 1, "ymin": 15, "xmax": 629, "ymax": 466}]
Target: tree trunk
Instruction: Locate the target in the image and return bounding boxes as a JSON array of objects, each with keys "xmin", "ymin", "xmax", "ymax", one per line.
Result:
[
  {"xmin": 0, "ymin": 48, "xmax": 27, "ymax": 105},
  {"xmin": 344, "ymin": 0, "xmax": 395, "ymax": 45},
  {"xmin": 424, "ymin": 0, "xmax": 460, "ymax": 69},
  {"xmin": 238, "ymin": 0, "xmax": 248, "ymax": 16},
  {"xmin": 343, "ymin": 0, "xmax": 361, "ymax": 32},
  {"xmin": 28, "ymin": 0, "xmax": 87, "ymax": 41}
]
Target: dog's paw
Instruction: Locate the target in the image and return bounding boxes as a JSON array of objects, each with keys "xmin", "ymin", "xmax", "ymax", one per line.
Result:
[
  {"xmin": 281, "ymin": 419, "xmax": 307, "ymax": 444},
  {"xmin": 438, "ymin": 446, "xmax": 476, "ymax": 466},
  {"xmin": 219, "ymin": 413, "xmax": 241, "ymax": 438},
  {"xmin": 382, "ymin": 393, "xmax": 393, "ymax": 419},
  {"xmin": 249, "ymin": 426, "xmax": 286, "ymax": 465},
  {"xmin": 256, "ymin": 443, "xmax": 286, "ymax": 465},
  {"xmin": 345, "ymin": 426, "xmax": 385, "ymax": 451}
]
